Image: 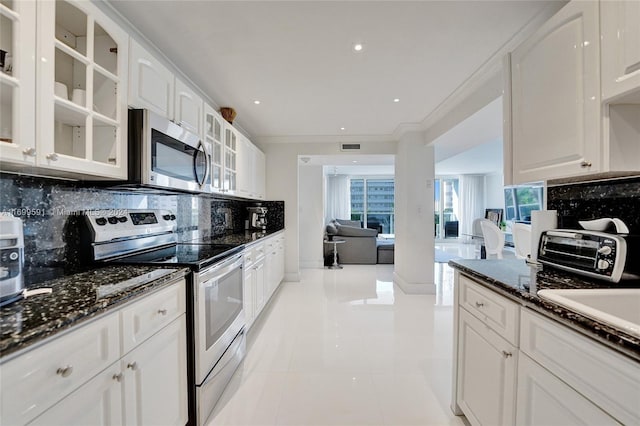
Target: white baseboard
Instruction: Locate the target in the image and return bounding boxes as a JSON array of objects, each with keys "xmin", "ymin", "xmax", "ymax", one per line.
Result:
[
  {"xmin": 393, "ymin": 271, "xmax": 436, "ymax": 294},
  {"xmin": 300, "ymin": 260, "xmax": 324, "ymax": 268},
  {"xmin": 284, "ymin": 272, "xmax": 300, "ymax": 282}
]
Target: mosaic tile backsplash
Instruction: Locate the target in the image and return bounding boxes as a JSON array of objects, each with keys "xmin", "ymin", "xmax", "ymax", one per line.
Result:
[
  {"xmin": 0, "ymin": 174, "xmax": 284, "ymax": 280},
  {"xmin": 548, "ymin": 176, "xmax": 640, "ymax": 233}
]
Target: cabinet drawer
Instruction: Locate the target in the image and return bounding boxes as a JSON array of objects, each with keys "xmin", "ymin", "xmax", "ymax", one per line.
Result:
[
  {"xmin": 459, "ymin": 275, "xmax": 520, "ymax": 345},
  {"xmin": 244, "ymin": 242, "xmax": 265, "ymax": 266},
  {"xmin": 516, "ymin": 353, "xmax": 620, "ymax": 426},
  {"xmin": 0, "ymin": 312, "xmax": 120, "ymax": 425},
  {"xmin": 121, "ymin": 279, "xmax": 186, "ymax": 354},
  {"xmin": 520, "ymin": 309, "xmax": 640, "ymax": 425}
]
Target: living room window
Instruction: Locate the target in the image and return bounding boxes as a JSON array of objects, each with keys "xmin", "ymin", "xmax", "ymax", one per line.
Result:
[
  {"xmin": 504, "ymin": 185, "xmax": 544, "ymax": 222},
  {"xmin": 350, "ymin": 178, "xmax": 395, "ymax": 234}
]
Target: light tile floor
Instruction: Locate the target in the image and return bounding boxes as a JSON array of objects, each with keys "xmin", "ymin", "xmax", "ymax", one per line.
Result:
[{"xmin": 208, "ymin": 259, "xmax": 470, "ymax": 426}]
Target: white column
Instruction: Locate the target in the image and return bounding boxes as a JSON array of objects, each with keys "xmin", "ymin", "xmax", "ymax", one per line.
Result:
[
  {"xmin": 299, "ymin": 164, "xmax": 325, "ymax": 268},
  {"xmin": 394, "ymin": 132, "xmax": 436, "ymax": 294}
]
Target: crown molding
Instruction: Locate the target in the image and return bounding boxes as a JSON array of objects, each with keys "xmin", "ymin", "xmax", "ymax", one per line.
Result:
[{"xmin": 254, "ymin": 134, "xmax": 395, "ymax": 145}]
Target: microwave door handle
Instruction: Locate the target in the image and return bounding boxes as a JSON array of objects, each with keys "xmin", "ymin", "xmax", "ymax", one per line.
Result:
[{"xmin": 193, "ymin": 143, "xmax": 208, "ymax": 187}]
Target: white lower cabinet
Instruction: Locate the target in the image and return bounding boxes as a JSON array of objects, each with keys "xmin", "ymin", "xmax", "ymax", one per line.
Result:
[
  {"xmin": 520, "ymin": 309, "xmax": 640, "ymax": 425},
  {"xmin": 28, "ymin": 362, "xmax": 124, "ymax": 426},
  {"xmin": 0, "ymin": 278, "xmax": 187, "ymax": 426},
  {"xmin": 121, "ymin": 315, "xmax": 188, "ymax": 426},
  {"xmin": 516, "ymin": 354, "xmax": 620, "ymax": 426},
  {"xmin": 453, "ymin": 271, "xmax": 640, "ymax": 426},
  {"xmin": 457, "ymin": 308, "xmax": 517, "ymax": 426},
  {"xmin": 243, "ymin": 233, "xmax": 285, "ymax": 330}
]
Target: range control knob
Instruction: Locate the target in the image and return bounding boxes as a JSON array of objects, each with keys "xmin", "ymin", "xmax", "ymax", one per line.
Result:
[
  {"xmin": 117, "ymin": 216, "xmax": 128, "ymax": 223},
  {"xmin": 170, "ymin": 214, "xmax": 176, "ymax": 220},
  {"xmin": 107, "ymin": 217, "xmax": 118, "ymax": 225},
  {"xmin": 163, "ymin": 214, "xmax": 171, "ymax": 221},
  {"xmin": 9, "ymin": 251, "xmax": 18, "ymax": 261},
  {"xmin": 95, "ymin": 217, "xmax": 107, "ymax": 226},
  {"xmin": 598, "ymin": 246, "xmax": 612, "ymax": 256},
  {"xmin": 597, "ymin": 259, "xmax": 610, "ymax": 270}
]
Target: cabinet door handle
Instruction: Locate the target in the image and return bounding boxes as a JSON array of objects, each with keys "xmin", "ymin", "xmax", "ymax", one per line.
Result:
[
  {"xmin": 46, "ymin": 153, "xmax": 59, "ymax": 161},
  {"xmin": 580, "ymin": 161, "xmax": 592, "ymax": 168},
  {"xmin": 113, "ymin": 373, "xmax": 124, "ymax": 382},
  {"xmin": 22, "ymin": 148, "xmax": 36, "ymax": 156},
  {"xmin": 502, "ymin": 351, "xmax": 513, "ymax": 358},
  {"xmin": 475, "ymin": 301, "xmax": 484, "ymax": 308},
  {"xmin": 157, "ymin": 309, "xmax": 168, "ymax": 315},
  {"xmin": 56, "ymin": 365, "xmax": 73, "ymax": 377},
  {"xmin": 127, "ymin": 362, "xmax": 138, "ymax": 370}
]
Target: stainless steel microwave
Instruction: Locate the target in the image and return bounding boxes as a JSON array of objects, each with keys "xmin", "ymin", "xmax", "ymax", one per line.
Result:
[{"xmin": 126, "ymin": 109, "xmax": 211, "ymax": 193}]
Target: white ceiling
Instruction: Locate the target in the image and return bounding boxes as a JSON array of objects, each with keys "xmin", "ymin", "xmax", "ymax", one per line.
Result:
[{"xmin": 109, "ymin": 0, "xmax": 555, "ymax": 140}]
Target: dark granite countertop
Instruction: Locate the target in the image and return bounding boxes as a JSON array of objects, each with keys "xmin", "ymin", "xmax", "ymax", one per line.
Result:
[
  {"xmin": 188, "ymin": 229, "xmax": 284, "ymax": 246},
  {"xmin": 449, "ymin": 259, "xmax": 640, "ymax": 362},
  {"xmin": 0, "ymin": 265, "xmax": 189, "ymax": 360}
]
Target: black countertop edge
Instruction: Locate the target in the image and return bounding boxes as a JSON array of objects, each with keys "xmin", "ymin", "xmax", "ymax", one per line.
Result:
[
  {"xmin": 188, "ymin": 228, "xmax": 285, "ymax": 246},
  {"xmin": 0, "ymin": 266, "xmax": 189, "ymax": 360},
  {"xmin": 448, "ymin": 259, "xmax": 640, "ymax": 363}
]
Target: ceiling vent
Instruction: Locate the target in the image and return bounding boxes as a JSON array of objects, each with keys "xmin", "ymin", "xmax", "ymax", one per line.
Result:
[{"xmin": 340, "ymin": 143, "xmax": 361, "ymax": 152}]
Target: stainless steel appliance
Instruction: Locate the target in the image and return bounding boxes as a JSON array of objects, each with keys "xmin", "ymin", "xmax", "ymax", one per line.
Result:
[
  {"xmin": 247, "ymin": 206, "xmax": 267, "ymax": 231},
  {"xmin": 0, "ymin": 214, "xmax": 24, "ymax": 305},
  {"xmin": 538, "ymin": 229, "xmax": 640, "ymax": 282},
  {"xmin": 126, "ymin": 109, "xmax": 211, "ymax": 193},
  {"xmin": 79, "ymin": 209, "xmax": 245, "ymax": 426}
]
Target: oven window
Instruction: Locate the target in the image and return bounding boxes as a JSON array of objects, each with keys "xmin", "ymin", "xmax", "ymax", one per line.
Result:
[
  {"xmin": 151, "ymin": 129, "xmax": 204, "ymax": 182},
  {"xmin": 205, "ymin": 267, "xmax": 243, "ymax": 350}
]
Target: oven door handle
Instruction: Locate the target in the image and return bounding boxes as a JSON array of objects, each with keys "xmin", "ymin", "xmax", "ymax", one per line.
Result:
[
  {"xmin": 200, "ymin": 328, "xmax": 246, "ymax": 387},
  {"xmin": 200, "ymin": 254, "xmax": 243, "ymax": 284}
]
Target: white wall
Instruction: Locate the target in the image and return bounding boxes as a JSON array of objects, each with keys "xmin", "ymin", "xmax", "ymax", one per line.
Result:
[
  {"xmin": 394, "ymin": 132, "xmax": 436, "ymax": 294},
  {"xmin": 298, "ymin": 164, "xmax": 325, "ymax": 268},
  {"xmin": 262, "ymin": 141, "xmax": 397, "ymax": 281}
]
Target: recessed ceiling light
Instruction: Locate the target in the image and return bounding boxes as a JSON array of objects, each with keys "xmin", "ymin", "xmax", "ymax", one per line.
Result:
[
  {"xmin": 393, "ymin": 98, "xmax": 400, "ymax": 103},
  {"xmin": 253, "ymin": 100, "xmax": 261, "ymax": 105},
  {"xmin": 353, "ymin": 43, "xmax": 363, "ymax": 52},
  {"xmin": 340, "ymin": 127, "xmax": 346, "ymax": 131},
  {"xmin": 352, "ymin": 160, "xmax": 358, "ymax": 163}
]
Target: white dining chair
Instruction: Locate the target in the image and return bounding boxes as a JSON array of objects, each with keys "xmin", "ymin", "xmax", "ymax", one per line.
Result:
[
  {"xmin": 512, "ymin": 223, "xmax": 532, "ymax": 260},
  {"xmin": 471, "ymin": 218, "xmax": 484, "ymax": 258},
  {"xmin": 480, "ymin": 219, "xmax": 505, "ymax": 259}
]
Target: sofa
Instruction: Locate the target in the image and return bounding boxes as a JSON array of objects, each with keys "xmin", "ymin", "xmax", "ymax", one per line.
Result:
[{"xmin": 324, "ymin": 219, "xmax": 378, "ymax": 264}]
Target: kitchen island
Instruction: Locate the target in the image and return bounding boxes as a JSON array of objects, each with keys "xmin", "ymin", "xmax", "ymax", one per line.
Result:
[{"xmin": 449, "ymin": 259, "xmax": 640, "ymax": 426}]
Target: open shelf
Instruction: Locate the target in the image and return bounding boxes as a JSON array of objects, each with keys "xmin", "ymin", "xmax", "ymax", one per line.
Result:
[{"xmin": 54, "ymin": 98, "xmax": 89, "ymax": 126}]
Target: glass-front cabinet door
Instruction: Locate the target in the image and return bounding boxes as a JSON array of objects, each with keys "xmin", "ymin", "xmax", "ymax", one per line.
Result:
[
  {"xmin": 205, "ymin": 103, "xmax": 224, "ymax": 193},
  {"xmin": 37, "ymin": 0, "xmax": 128, "ymax": 179},
  {"xmin": 0, "ymin": 0, "xmax": 36, "ymax": 167},
  {"xmin": 223, "ymin": 124, "xmax": 237, "ymax": 194}
]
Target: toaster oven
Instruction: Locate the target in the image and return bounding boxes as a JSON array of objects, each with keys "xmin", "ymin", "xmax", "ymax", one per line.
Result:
[{"xmin": 538, "ymin": 230, "xmax": 640, "ymax": 283}]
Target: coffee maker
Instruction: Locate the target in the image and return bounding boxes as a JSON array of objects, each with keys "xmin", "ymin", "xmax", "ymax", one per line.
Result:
[
  {"xmin": 0, "ymin": 214, "xmax": 24, "ymax": 305},
  {"xmin": 246, "ymin": 206, "xmax": 268, "ymax": 231}
]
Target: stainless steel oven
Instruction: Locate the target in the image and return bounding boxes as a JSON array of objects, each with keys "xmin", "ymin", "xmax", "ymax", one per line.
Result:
[
  {"xmin": 76, "ymin": 209, "xmax": 246, "ymax": 426},
  {"xmin": 126, "ymin": 109, "xmax": 211, "ymax": 193},
  {"xmin": 194, "ymin": 253, "xmax": 245, "ymax": 424}
]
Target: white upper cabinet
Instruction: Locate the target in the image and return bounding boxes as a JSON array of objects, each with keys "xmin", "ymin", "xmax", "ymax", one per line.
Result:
[
  {"xmin": 205, "ymin": 103, "xmax": 225, "ymax": 193},
  {"xmin": 175, "ymin": 77, "xmax": 203, "ymax": 138},
  {"xmin": 0, "ymin": 0, "xmax": 36, "ymax": 166},
  {"xmin": 37, "ymin": 0, "xmax": 129, "ymax": 179},
  {"xmin": 509, "ymin": 0, "xmax": 601, "ymax": 184},
  {"xmin": 1, "ymin": 0, "xmax": 128, "ymax": 179},
  {"xmin": 237, "ymin": 134, "xmax": 266, "ymax": 200},
  {"xmin": 128, "ymin": 38, "xmax": 174, "ymax": 119},
  {"xmin": 601, "ymin": 0, "xmax": 640, "ymax": 102},
  {"xmin": 222, "ymin": 123, "xmax": 238, "ymax": 194}
]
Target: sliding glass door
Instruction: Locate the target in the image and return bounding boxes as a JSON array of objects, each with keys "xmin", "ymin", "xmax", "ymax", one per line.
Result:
[
  {"xmin": 350, "ymin": 178, "xmax": 395, "ymax": 234},
  {"xmin": 434, "ymin": 178, "xmax": 459, "ymax": 239}
]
